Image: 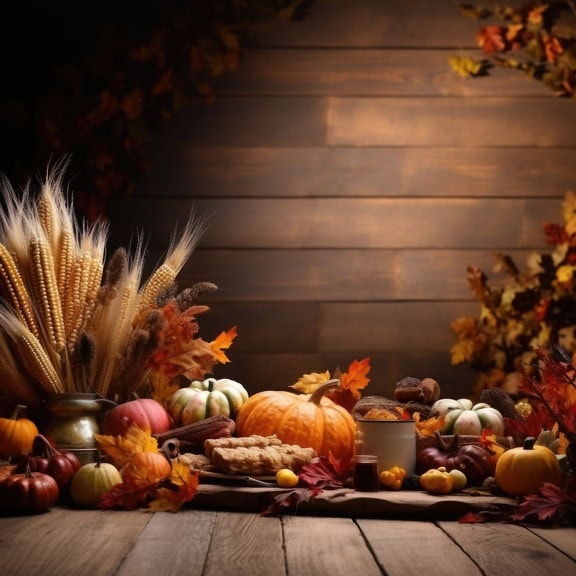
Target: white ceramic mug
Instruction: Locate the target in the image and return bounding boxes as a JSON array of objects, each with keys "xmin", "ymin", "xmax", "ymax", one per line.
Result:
[{"xmin": 355, "ymin": 419, "xmax": 416, "ymax": 474}]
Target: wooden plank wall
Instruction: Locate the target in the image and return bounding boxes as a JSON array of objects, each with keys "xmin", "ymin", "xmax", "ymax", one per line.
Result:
[{"xmin": 108, "ymin": 0, "xmax": 576, "ymax": 399}]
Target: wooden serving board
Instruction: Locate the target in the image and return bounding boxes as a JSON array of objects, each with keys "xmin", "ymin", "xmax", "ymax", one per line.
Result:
[{"xmin": 191, "ymin": 484, "xmax": 518, "ymax": 519}]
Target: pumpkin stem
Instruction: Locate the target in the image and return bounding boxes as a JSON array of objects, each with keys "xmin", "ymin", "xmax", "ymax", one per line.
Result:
[
  {"xmin": 433, "ymin": 431, "xmax": 459, "ymax": 453},
  {"xmin": 10, "ymin": 404, "xmax": 27, "ymax": 420},
  {"xmin": 309, "ymin": 379, "xmax": 341, "ymax": 405},
  {"xmin": 523, "ymin": 436, "xmax": 537, "ymax": 450},
  {"xmin": 31, "ymin": 434, "xmax": 59, "ymax": 458}
]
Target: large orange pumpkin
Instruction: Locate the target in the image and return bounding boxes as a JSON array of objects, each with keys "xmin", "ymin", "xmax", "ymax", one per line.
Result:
[{"xmin": 235, "ymin": 380, "xmax": 356, "ymax": 464}]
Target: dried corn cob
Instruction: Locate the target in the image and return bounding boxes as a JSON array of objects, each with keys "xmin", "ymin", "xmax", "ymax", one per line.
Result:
[
  {"xmin": 56, "ymin": 227, "xmax": 76, "ymax": 310},
  {"xmin": 28, "ymin": 237, "xmax": 65, "ymax": 353},
  {"xmin": 153, "ymin": 415, "xmax": 236, "ymax": 447},
  {"xmin": 137, "ymin": 220, "xmax": 206, "ymax": 313},
  {"xmin": 7, "ymin": 322, "xmax": 63, "ymax": 394},
  {"xmin": 0, "ymin": 243, "xmax": 39, "ymax": 337}
]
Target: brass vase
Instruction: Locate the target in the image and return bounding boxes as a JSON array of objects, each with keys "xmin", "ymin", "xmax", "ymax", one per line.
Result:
[{"xmin": 42, "ymin": 393, "xmax": 106, "ymax": 465}]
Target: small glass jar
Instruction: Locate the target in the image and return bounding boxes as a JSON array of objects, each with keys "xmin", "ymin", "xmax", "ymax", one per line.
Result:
[{"xmin": 352, "ymin": 454, "xmax": 380, "ymax": 491}]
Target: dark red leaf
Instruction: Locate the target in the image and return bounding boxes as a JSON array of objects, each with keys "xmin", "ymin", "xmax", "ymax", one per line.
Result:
[
  {"xmin": 512, "ymin": 481, "xmax": 576, "ymax": 525},
  {"xmin": 260, "ymin": 486, "xmax": 323, "ymax": 516},
  {"xmin": 298, "ymin": 453, "xmax": 351, "ymax": 489}
]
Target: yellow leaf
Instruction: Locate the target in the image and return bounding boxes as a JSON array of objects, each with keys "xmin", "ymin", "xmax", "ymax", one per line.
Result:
[
  {"xmin": 450, "ymin": 339, "xmax": 475, "ymax": 365},
  {"xmin": 150, "ymin": 373, "xmax": 180, "ymax": 405},
  {"xmin": 449, "ymin": 55, "xmax": 485, "ymax": 78},
  {"xmin": 290, "ymin": 370, "xmax": 331, "ymax": 394},
  {"xmin": 414, "ymin": 413, "xmax": 446, "ymax": 438},
  {"xmin": 95, "ymin": 425, "xmax": 159, "ymax": 469},
  {"xmin": 148, "ymin": 464, "xmax": 199, "ymax": 512}
]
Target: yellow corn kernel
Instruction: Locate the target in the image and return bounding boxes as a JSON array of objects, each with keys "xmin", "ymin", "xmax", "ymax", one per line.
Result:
[
  {"xmin": 0, "ymin": 243, "xmax": 40, "ymax": 338},
  {"xmin": 15, "ymin": 327, "xmax": 63, "ymax": 394},
  {"xmin": 137, "ymin": 263, "xmax": 176, "ymax": 312},
  {"xmin": 28, "ymin": 237, "xmax": 65, "ymax": 352}
]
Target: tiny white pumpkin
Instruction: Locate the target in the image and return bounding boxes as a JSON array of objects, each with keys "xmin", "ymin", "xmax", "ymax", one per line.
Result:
[{"xmin": 431, "ymin": 398, "xmax": 505, "ymax": 436}]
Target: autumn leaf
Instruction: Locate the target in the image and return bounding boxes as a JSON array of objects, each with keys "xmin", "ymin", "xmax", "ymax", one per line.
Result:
[
  {"xmin": 148, "ymin": 462, "xmax": 200, "ymax": 512},
  {"xmin": 512, "ymin": 480, "xmax": 576, "ymax": 525},
  {"xmin": 260, "ymin": 486, "xmax": 323, "ymax": 516},
  {"xmin": 95, "ymin": 425, "xmax": 159, "ymax": 469},
  {"xmin": 414, "ymin": 412, "xmax": 446, "ymax": 438},
  {"xmin": 339, "ymin": 358, "xmax": 371, "ymax": 393},
  {"xmin": 326, "ymin": 358, "xmax": 371, "ymax": 412},
  {"xmin": 298, "ymin": 452, "xmax": 351, "ymax": 489},
  {"xmin": 99, "ymin": 481, "xmax": 159, "ymax": 511},
  {"xmin": 449, "ymin": 55, "xmax": 489, "ymax": 78},
  {"xmin": 458, "ymin": 3, "xmax": 491, "ymax": 19},
  {"xmin": 543, "ymin": 222, "xmax": 569, "ymax": 245},
  {"xmin": 290, "ymin": 370, "xmax": 331, "ymax": 394},
  {"xmin": 477, "ymin": 25, "xmax": 507, "ymax": 53},
  {"xmin": 467, "ymin": 266, "xmax": 489, "ymax": 302},
  {"xmin": 479, "ymin": 429, "xmax": 506, "ymax": 463},
  {"xmin": 210, "ymin": 326, "xmax": 238, "ymax": 363},
  {"xmin": 450, "ymin": 338, "xmax": 476, "ymax": 365}
]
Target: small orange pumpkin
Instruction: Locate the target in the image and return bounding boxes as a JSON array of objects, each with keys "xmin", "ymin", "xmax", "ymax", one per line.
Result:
[
  {"xmin": 236, "ymin": 380, "xmax": 356, "ymax": 464},
  {"xmin": 495, "ymin": 436, "xmax": 562, "ymax": 496},
  {"xmin": 0, "ymin": 405, "xmax": 39, "ymax": 459},
  {"xmin": 122, "ymin": 451, "xmax": 172, "ymax": 487}
]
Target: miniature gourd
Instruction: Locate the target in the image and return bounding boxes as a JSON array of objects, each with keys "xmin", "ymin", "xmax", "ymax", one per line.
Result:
[
  {"xmin": 495, "ymin": 436, "xmax": 561, "ymax": 496},
  {"xmin": 416, "ymin": 433, "xmax": 494, "ymax": 485},
  {"xmin": 0, "ymin": 405, "xmax": 39, "ymax": 458},
  {"xmin": 430, "ymin": 398, "xmax": 505, "ymax": 436},
  {"xmin": 71, "ymin": 457, "xmax": 122, "ymax": 507},
  {"xmin": 236, "ymin": 380, "xmax": 356, "ymax": 464},
  {"xmin": 0, "ymin": 466, "xmax": 59, "ymax": 514},
  {"xmin": 419, "ymin": 467, "xmax": 454, "ymax": 494},
  {"xmin": 168, "ymin": 377, "xmax": 249, "ymax": 425}
]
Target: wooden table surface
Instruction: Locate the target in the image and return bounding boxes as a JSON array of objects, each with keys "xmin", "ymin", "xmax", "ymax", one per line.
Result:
[{"xmin": 1, "ymin": 501, "xmax": 575, "ymax": 576}]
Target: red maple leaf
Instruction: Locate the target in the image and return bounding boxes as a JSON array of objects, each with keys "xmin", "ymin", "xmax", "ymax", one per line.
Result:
[
  {"xmin": 543, "ymin": 222, "xmax": 569, "ymax": 245},
  {"xmin": 477, "ymin": 25, "xmax": 507, "ymax": 53},
  {"xmin": 298, "ymin": 452, "xmax": 351, "ymax": 489},
  {"xmin": 512, "ymin": 479, "xmax": 576, "ymax": 526},
  {"xmin": 260, "ymin": 486, "xmax": 323, "ymax": 516}
]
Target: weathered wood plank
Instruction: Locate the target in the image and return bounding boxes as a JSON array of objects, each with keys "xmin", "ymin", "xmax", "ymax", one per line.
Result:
[
  {"xmin": 357, "ymin": 519, "xmax": 482, "ymax": 576},
  {"xmin": 116, "ymin": 511, "xmax": 216, "ymax": 576},
  {"xmin": 248, "ymin": 0, "xmax": 480, "ymax": 48},
  {"xmin": 438, "ymin": 522, "xmax": 576, "ymax": 576},
  {"xmin": 169, "ymin": 249, "xmax": 532, "ymax": 302},
  {"xmin": 319, "ymin": 301, "xmax": 476, "ymax": 353},
  {"xmin": 0, "ymin": 508, "xmax": 150, "ymax": 576},
  {"xmin": 213, "ymin": 48, "xmax": 551, "ymax": 97},
  {"xmin": 192, "ymin": 302, "xmax": 319, "ymax": 353},
  {"xmin": 528, "ymin": 526, "xmax": 576, "ymax": 562},
  {"xmin": 108, "ymin": 198, "xmax": 560, "ymax": 250},
  {"xmin": 209, "ymin": 350, "xmax": 476, "ymax": 398},
  {"xmin": 203, "ymin": 512, "xmax": 285, "ymax": 576},
  {"xmin": 139, "ymin": 146, "xmax": 574, "ymax": 199},
  {"xmin": 328, "ymin": 97, "xmax": 576, "ymax": 146},
  {"xmin": 156, "ymin": 96, "xmax": 326, "ymax": 147},
  {"xmin": 282, "ymin": 516, "xmax": 381, "ymax": 576}
]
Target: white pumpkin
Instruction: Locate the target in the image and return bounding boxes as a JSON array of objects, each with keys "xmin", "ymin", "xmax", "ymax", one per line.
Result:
[{"xmin": 431, "ymin": 398, "xmax": 505, "ymax": 436}]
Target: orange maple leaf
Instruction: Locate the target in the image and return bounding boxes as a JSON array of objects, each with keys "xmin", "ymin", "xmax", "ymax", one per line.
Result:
[
  {"xmin": 148, "ymin": 461, "xmax": 199, "ymax": 512},
  {"xmin": 339, "ymin": 358, "xmax": 371, "ymax": 394},
  {"xmin": 413, "ymin": 412, "xmax": 446, "ymax": 438},
  {"xmin": 326, "ymin": 358, "xmax": 371, "ymax": 412},
  {"xmin": 95, "ymin": 425, "xmax": 159, "ymax": 469},
  {"xmin": 210, "ymin": 326, "xmax": 237, "ymax": 363},
  {"xmin": 477, "ymin": 25, "xmax": 507, "ymax": 53}
]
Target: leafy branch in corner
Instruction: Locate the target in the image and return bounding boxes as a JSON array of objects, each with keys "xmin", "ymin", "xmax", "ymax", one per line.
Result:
[{"xmin": 452, "ymin": 1, "xmax": 576, "ymax": 96}]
